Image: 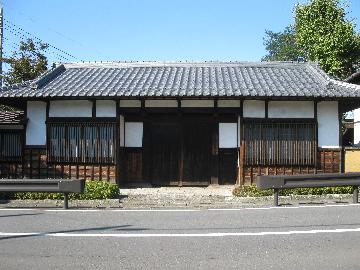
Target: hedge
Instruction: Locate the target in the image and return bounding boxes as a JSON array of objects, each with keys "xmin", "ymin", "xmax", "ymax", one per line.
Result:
[
  {"xmin": 0, "ymin": 180, "xmax": 119, "ymax": 200},
  {"xmin": 233, "ymin": 185, "xmax": 353, "ymax": 197}
]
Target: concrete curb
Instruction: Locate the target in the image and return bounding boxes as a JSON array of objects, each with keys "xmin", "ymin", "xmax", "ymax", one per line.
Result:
[{"xmin": 0, "ymin": 194, "xmax": 355, "ymax": 209}]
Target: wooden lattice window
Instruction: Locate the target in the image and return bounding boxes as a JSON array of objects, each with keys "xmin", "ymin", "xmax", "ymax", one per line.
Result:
[
  {"xmin": 243, "ymin": 120, "xmax": 316, "ymax": 166},
  {"xmin": 0, "ymin": 131, "xmax": 23, "ymax": 162},
  {"xmin": 47, "ymin": 121, "xmax": 116, "ymax": 164}
]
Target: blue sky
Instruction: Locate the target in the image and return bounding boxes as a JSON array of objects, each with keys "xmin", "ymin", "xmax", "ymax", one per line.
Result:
[{"xmin": 2, "ymin": 0, "xmax": 360, "ymax": 65}]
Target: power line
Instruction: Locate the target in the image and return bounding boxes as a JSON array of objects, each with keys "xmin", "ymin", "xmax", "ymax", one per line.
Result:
[
  {"xmin": 0, "ymin": 0, "xmax": 103, "ymax": 57},
  {"xmin": 4, "ymin": 25, "xmax": 72, "ymax": 62},
  {"xmin": 4, "ymin": 20, "xmax": 78, "ymax": 60}
]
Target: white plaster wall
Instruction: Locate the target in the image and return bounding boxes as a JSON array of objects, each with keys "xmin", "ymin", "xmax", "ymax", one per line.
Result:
[
  {"xmin": 354, "ymin": 109, "xmax": 360, "ymax": 145},
  {"xmin": 125, "ymin": 122, "xmax": 143, "ymax": 147},
  {"xmin": 243, "ymin": 100, "xmax": 265, "ymax": 118},
  {"xmin": 96, "ymin": 100, "xmax": 116, "ymax": 117},
  {"xmin": 317, "ymin": 101, "xmax": 339, "ymax": 148},
  {"xmin": 181, "ymin": 100, "xmax": 214, "ymax": 107},
  {"xmin": 145, "ymin": 100, "xmax": 177, "ymax": 107},
  {"xmin": 49, "ymin": 100, "xmax": 92, "ymax": 117},
  {"xmin": 218, "ymin": 100, "xmax": 241, "ymax": 108},
  {"xmin": 268, "ymin": 101, "xmax": 314, "ymax": 118},
  {"xmin": 119, "ymin": 100, "xmax": 141, "ymax": 107},
  {"xmin": 26, "ymin": 101, "xmax": 47, "ymax": 145},
  {"xmin": 120, "ymin": 115, "xmax": 125, "ymax": 147},
  {"xmin": 219, "ymin": 123, "xmax": 238, "ymax": 148},
  {"xmin": 353, "ymin": 108, "xmax": 360, "ymax": 146}
]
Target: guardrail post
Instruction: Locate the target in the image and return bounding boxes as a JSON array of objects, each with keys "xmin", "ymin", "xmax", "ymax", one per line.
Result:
[
  {"xmin": 353, "ymin": 186, "xmax": 358, "ymax": 204},
  {"xmin": 64, "ymin": 193, "xmax": 69, "ymax": 209},
  {"xmin": 274, "ymin": 189, "xmax": 279, "ymax": 207}
]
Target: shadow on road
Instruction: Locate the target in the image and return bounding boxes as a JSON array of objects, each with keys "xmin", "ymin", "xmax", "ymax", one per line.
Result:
[
  {"xmin": 0, "ymin": 224, "xmax": 149, "ymax": 241},
  {"xmin": 0, "ymin": 213, "xmax": 42, "ymax": 218}
]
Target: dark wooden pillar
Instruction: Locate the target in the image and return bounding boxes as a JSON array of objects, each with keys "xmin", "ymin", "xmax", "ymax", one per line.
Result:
[
  {"xmin": 177, "ymin": 99, "xmax": 184, "ymax": 187},
  {"xmin": 211, "ymin": 100, "xmax": 219, "ymax": 185},
  {"xmin": 237, "ymin": 100, "xmax": 244, "ymax": 185},
  {"xmin": 115, "ymin": 99, "xmax": 122, "ymax": 185}
]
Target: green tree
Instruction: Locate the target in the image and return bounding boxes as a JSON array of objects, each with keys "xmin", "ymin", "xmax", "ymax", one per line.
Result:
[
  {"xmin": 3, "ymin": 38, "xmax": 48, "ymax": 85},
  {"xmin": 295, "ymin": 0, "xmax": 360, "ymax": 78},
  {"xmin": 263, "ymin": 0, "xmax": 360, "ymax": 79},
  {"xmin": 262, "ymin": 26, "xmax": 302, "ymax": 61}
]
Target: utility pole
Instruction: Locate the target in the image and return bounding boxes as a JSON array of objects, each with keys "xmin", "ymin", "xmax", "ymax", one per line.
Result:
[{"xmin": 0, "ymin": 7, "xmax": 3, "ymax": 87}]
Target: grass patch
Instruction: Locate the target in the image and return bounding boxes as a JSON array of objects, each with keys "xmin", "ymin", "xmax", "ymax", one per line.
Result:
[
  {"xmin": 0, "ymin": 180, "xmax": 119, "ymax": 200},
  {"xmin": 233, "ymin": 185, "xmax": 353, "ymax": 197}
]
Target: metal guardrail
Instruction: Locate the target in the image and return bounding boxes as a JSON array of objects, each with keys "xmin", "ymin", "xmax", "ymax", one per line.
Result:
[
  {"xmin": 0, "ymin": 179, "xmax": 85, "ymax": 209},
  {"xmin": 256, "ymin": 173, "xmax": 360, "ymax": 206}
]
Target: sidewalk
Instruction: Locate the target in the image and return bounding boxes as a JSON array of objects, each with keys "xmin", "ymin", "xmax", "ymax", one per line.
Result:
[{"xmin": 0, "ymin": 186, "xmax": 356, "ymax": 209}]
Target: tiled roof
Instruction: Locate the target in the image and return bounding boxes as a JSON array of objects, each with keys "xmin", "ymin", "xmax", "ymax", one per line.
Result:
[
  {"xmin": 0, "ymin": 110, "xmax": 25, "ymax": 125},
  {"xmin": 1, "ymin": 61, "xmax": 360, "ymax": 98}
]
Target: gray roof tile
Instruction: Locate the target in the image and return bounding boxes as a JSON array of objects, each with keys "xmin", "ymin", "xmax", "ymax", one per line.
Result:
[{"xmin": 1, "ymin": 61, "xmax": 360, "ymax": 99}]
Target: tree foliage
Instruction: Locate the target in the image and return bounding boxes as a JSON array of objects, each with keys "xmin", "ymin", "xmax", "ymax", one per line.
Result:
[
  {"xmin": 3, "ymin": 38, "xmax": 48, "ymax": 85},
  {"xmin": 262, "ymin": 26, "xmax": 301, "ymax": 61},
  {"xmin": 263, "ymin": 0, "xmax": 360, "ymax": 79}
]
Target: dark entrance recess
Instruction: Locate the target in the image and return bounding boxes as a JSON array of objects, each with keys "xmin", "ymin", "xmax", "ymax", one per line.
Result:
[
  {"xmin": 182, "ymin": 120, "xmax": 212, "ymax": 185},
  {"xmin": 143, "ymin": 116, "xmax": 214, "ymax": 186},
  {"xmin": 146, "ymin": 122, "xmax": 180, "ymax": 186},
  {"xmin": 219, "ymin": 148, "xmax": 238, "ymax": 184}
]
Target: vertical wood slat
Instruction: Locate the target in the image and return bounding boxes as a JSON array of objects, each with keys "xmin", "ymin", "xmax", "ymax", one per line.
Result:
[
  {"xmin": 243, "ymin": 120, "xmax": 316, "ymax": 167},
  {"xmin": 47, "ymin": 121, "xmax": 116, "ymax": 165}
]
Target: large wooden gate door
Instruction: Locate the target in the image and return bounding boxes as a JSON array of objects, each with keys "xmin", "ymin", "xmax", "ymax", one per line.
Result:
[
  {"xmin": 182, "ymin": 119, "xmax": 212, "ymax": 185},
  {"xmin": 147, "ymin": 122, "xmax": 180, "ymax": 185}
]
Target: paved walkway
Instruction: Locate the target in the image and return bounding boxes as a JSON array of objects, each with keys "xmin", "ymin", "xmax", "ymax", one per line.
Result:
[{"xmin": 0, "ymin": 185, "xmax": 355, "ymax": 209}]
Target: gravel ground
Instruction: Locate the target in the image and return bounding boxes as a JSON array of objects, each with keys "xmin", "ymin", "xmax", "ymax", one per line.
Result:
[{"xmin": 0, "ymin": 185, "xmax": 355, "ymax": 209}]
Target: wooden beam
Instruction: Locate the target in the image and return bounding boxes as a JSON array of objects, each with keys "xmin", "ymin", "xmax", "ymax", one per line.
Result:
[
  {"xmin": 238, "ymin": 100, "xmax": 244, "ymax": 185},
  {"xmin": 92, "ymin": 100, "xmax": 96, "ymax": 118},
  {"xmin": 115, "ymin": 99, "xmax": 121, "ymax": 185},
  {"xmin": 265, "ymin": 100, "xmax": 269, "ymax": 119}
]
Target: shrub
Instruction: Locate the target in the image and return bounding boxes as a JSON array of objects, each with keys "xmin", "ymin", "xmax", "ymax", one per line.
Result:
[
  {"xmin": 233, "ymin": 185, "xmax": 353, "ymax": 197},
  {"xmin": 0, "ymin": 181, "xmax": 119, "ymax": 200}
]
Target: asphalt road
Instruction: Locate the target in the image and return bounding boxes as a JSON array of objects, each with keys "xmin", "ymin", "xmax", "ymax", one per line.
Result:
[{"xmin": 1, "ymin": 204, "xmax": 360, "ymax": 269}]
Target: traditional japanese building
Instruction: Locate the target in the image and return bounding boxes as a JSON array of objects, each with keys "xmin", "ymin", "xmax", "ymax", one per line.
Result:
[{"xmin": 1, "ymin": 61, "xmax": 360, "ymax": 186}]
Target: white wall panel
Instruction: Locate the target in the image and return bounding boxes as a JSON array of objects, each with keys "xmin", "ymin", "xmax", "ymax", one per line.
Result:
[
  {"xmin": 218, "ymin": 100, "xmax": 241, "ymax": 108},
  {"xmin": 243, "ymin": 100, "xmax": 265, "ymax": 118},
  {"xmin": 145, "ymin": 100, "xmax": 177, "ymax": 107},
  {"xmin": 125, "ymin": 122, "xmax": 143, "ymax": 147},
  {"xmin": 49, "ymin": 100, "xmax": 92, "ymax": 117},
  {"xmin": 181, "ymin": 100, "xmax": 214, "ymax": 107},
  {"xmin": 317, "ymin": 101, "xmax": 339, "ymax": 148},
  {"xmin": 219, "ymin": 123, "xmax": 238, "ymax": 148},
  {"xmin": 268, "ymin": 101, "xmax": 314, "ymax": 118},
  {"xmin": 96, "ymin": 100, "xmax": 116, "ymax": 117},
  {"xmin": 354, "ymin": 109, "xmax": 360, "ymax": 145},
  {"xmin": 119, "ymin": 100, "xmax": 141, "ymax": 107},
  {"xmin": 26, "ymin": 101, "xmax": 46, "ymax": 145}
]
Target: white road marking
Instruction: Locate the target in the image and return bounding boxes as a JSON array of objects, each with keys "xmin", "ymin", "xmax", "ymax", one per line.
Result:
[{"xmin": 2, "ymin": 227, "xmax": 360, "ymax": 238}]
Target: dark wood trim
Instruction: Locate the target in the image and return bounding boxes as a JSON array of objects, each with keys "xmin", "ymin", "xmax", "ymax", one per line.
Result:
[
  {"xmin": 211, "ymin": 106, "xmax": 219, "ymax": 185},
  {"xmin": 22, "ymin": 102, "xmax": 27, "ymax": 178},
  {"xmin": 314, "ymin": 100, "xmax": 318, "ymax": 169},
  {"xmin": 265, "ymin": 100, "xmax": 269, "ymax": 119},
  {"xmin": 46, "ymin": 117, "xmax": 117, "ymax": 123},
  {"xmin": 178, "ymin": 109, "xmax": 184, "ymax": 186},
  {"xmin": 92, "ymin": 100, "xmax": 96, "ymax": 118},
  {"xmin": 46, "ymin": 100, "xmax": 50, "ymax": 121},
  {"xmin": 115, "ymin": 99, "xmax": 121, "ymax": 184}
]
